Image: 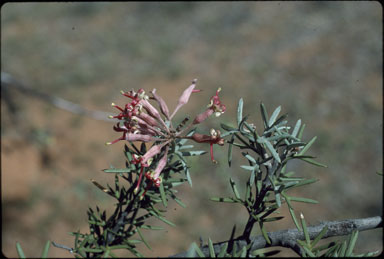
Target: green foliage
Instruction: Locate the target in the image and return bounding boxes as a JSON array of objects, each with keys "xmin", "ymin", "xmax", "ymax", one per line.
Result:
[
  {"xmin": 64, "ymin": 128, "xmax": 207, "ymax": 258},
  {"xmin": 16, "ymin": 241, "xmax": 51, "ymax": 259},
  {"xmin": 219, "ymin": 99, "xmax": 326, "ymax": 248},
  {"xmin": 23, "ymin": 98, "xmax": 379, "ymax": 258}
]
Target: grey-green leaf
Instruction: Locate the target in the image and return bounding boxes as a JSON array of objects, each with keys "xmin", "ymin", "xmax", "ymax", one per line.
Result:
[
  {"xmin": 237, "ymin": 98, "xmax": 244, "ymax": 126},
  {"xmin": 41, "ymin": 241, "xmax": 51, "ymax": 258},
  {"xmin": 268, "ymin": 106, "xmax": 281, "ymax": 127},
  {"xmin": 16, "ymin": 242, "xmax": 26, "ymax": 259}
]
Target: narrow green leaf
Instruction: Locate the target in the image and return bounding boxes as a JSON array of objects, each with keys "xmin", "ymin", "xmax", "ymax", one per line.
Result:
[
  {"xmin": 249, "ymin": 169, "xmax": 255, "ymax": 187},
  {"xmin": 210, "ymin": 197, "xmax": 240, "ymax": 203},
  {"xmin": 339, "ymin": 241, "xmax": 347, "ymax": 257},
  {"xmin": 178, "ymin": 144, "xmax": 194, "ymax": 150},
  {"xmin": 192, "ymin": 242, "xmax": 205, "ymax": 257},
  {"xmin": 311, "ymin": 226, "xmax": 328, "ymax": 248},
  {"xmin": 301, "ymin": 245, "xmax": 316, "ymax": 257},
  {"xmin": 345, "ymin": 230, "xmax": 359, "ymax": 256},
  {"xmin": 270, "ymin": 113, "xmax": 289, "ymax": 129},
  {"xmin": 268, "ymin": 106, "xmax": 281, "ymax": 127},
  {"xmin": 237, "ymin": 98, "xmax": 244, "ymax": 126},
  {"xmin": 263, "ymin": 139, "xmax": 281, "ymax": 163},
  {"xmin": 217, "ymin": 242, "xmax": 228, "ymax": 258},
  {"xmin": 286, "ymin": 178, "xmax": 318, "ymax": 190},
  {"xmin": 288, "ymin": 207, "xmax": 301, "ymax": 231},
  {"xmin": 180, "ymin": 151, "xmax": 207, "ymax": 156},
  {"xmin": 260, "ymin": 103, "xmax": 269, "ymax": 129},
  {"xmin": 240, "ymin": 165, "xmax": 256, "ymax": 171},
  {"xmin": 149, "ymin": 211, "xmax": 176, "ymax": 227},
  {"xmin": 103, "ymin": 168, "xmax": 133, "ymax": 173},
  {"xmin": 232, "ymin": 242, "xmax": 238, "ymax": 257},
  {"xmin": 289, "ymin": 196, "xmax": 319, "ymax": 204},
  {"xmin": 300, "ymin": 214, "xmax": 311, "ymax": 246},
  {"xmin": 297, "ymin": 123, "xmax": 306, "ymax": 139},
  {"xmin": 41, "ymin": 241, "xmax": 51, "ymax": 258},
  {"xmin": 292, "ymin": 119, "xmax": 302, "ymax": 138},
  {"xmin": 275, "ymin": 193, "xmax": 282, "ymax": 207},
  {"xmin": 137, "ymin": 227, "xmax": 151, "ymax": 250},
  {"xmin": 259, "ymin": 221, "xmax": 271, "ymax": 244},
  {"xmin": 228, "ymin": 134, "xmax": 235, "ymax": 167},
  {"xmin": 230, "ymin": 178, "xmax": 241, "ymax": 200},
  {"xmin": 159, "ymin": 182, "xmax": 167, "ymax": 207},
  {"xmin": 102, "ymin": 248, "xmax": 110, "ymax": 258},
  {"xmin": 208, "ymin": 238, "xmax": 215, "ymax": 258},
  {"xmin": 172, "ymin": 196, "xmax": 187, "ymax": 208},
  {"xmin": 243, "ymin": 153, "xmax": 256, "ymax": 164},
  {"xmin": 16, "ymin": 242, "xmax": 26, "ymax": 259},
  {"xmin": 239, "ymin": 246, "xmax": 247, "ymax": 257},
  {"xmin": 263, "ymin": 216, "xmax": 284, "ymax": 222},
  {"xmin": 140, "ymin": 225, "xmax": 163, "ymax": 230},
  {"xmin": 301, "ymin": 158, "xmax": 328, "ymax": 168},
  {"xmin": 221, "ymin": 123, "xmax": 238, "ymax": 133},
  {"xmin": 185, "ymin": 169, "xmax": 192, "ymax": 187},
  {"xmin": 298, "ymin": 136, "xmax": 317, "ymax": 156},
  {"xmin": 81, "ymin": 248, "xmax": 103, "ymax": 253}
]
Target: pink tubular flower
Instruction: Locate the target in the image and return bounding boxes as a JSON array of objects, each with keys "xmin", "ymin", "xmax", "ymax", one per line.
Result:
[
  {"xmin": 190, "ymin": 129, "xmax": 225, "ymax": 163},
  {"xmin": 170, "ymin": 79, "xmax": 199, "ymax": 119},
  {"xmin": 151, "ymin": 89, "xmax": 170, "ymax": 120},
  {"xmin": 193, "ymin": 87, "xmax": 226, "ymax": 124},
  {"xmin": 108, "ymin": 79, "xmax": 226, "ymax": 192}
]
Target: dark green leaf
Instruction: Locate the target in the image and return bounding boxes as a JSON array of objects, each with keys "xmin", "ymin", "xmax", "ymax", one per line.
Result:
[
  {"xmin": 159, "ymin": 182, "xmax": 167, "ymax": 207},
  {"xmin": 263, "ymin": 216, "xmax": 284, "ymax": 222},
  {"xmin": 260, "ymin": 102, "xmax": 269, "ymax": 129},
  {"xmin": 228, "ymin": 134, "xmax": 235, "ymax": 167},
  {"xmin": 180, "ymin": 150, "xmax": 207, "ymax": 156},
  {"xmin": 210, "ymin": 197, "xmax": 240, "ymax": 203}
]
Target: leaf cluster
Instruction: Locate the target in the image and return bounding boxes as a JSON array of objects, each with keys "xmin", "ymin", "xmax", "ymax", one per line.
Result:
[
  {"xmin": 213, "ymin": 99, "xmax": 327, "ymax": 255},
  {"xmin": 67, "ymin": 129, "xmax": 206, "ymax": 258}
]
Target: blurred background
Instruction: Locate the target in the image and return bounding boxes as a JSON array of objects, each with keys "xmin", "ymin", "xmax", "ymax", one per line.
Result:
[{"xmin": 1, "ymin": 2, "xmax": 382, "ymax": 257}]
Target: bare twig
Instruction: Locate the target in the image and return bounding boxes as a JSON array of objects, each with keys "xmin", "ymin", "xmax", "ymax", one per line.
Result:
[
  {"xmin": 170, "ymin": 216, "xmax": 382, "ymax": 257},
  {"xmin": 1, "ymin": 72, "xmax": 113, "ymax": 122}
]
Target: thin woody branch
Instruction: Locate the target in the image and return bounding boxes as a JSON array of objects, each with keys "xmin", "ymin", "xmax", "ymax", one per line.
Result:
[
  {"xmin": 170, "ymin": 216, "xmax": 383, "ymax": 257},
  {"xmin": 1, "ymin": 72, "xmax": 112, "ymax": 122}
]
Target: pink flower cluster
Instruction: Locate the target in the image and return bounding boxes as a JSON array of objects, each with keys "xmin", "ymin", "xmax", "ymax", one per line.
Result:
[{"xmin": 107, "ymin": 79, "xmax": 226, "ymax": 194}]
